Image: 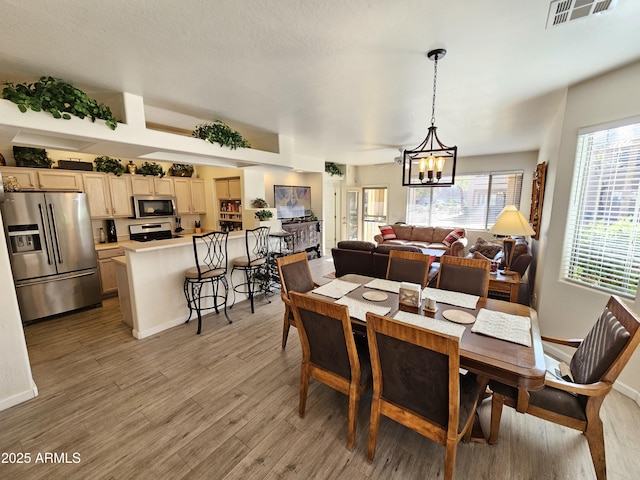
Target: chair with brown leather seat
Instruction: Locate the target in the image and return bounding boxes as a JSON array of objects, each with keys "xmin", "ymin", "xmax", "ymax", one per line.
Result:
[
  {"xmin": 276, "ymin": 252, "xmax": 318, "ymax": 349},
  {"xmin": 436, "ymin": 255, "xmax": 491, "ymax": 299},
  {"xmin": 385, "ymin": 249, "xmax": 433, "ymax": 288},
  {"xmin": 365, "ymin": 311, "xmax": 488, "ymax": 480},
  {"xmin": 488, "ymin": 295, "xmax": 640, "ymax": 480},
  {"xmin": 289, "ymin": 291, "xmax": 372, "ymax": 450}
]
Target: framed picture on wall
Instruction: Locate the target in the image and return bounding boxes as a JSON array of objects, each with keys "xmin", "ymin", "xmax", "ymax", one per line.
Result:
[{"xmin": 529, "ymin": 162, "xmax": 547, "ymax": 240}]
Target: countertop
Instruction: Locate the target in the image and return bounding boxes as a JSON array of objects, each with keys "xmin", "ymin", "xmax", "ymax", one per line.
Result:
[{"xmin": 109, "ymin": 230, "xmax": 246, "ymax": 253}]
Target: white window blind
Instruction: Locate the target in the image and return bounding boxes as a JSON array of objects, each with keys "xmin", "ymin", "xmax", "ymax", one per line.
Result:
[
  {"xmin": 562, "ymin": 121, "xmax": 640, "ymax": 298},
  {"xmin": 407, "ymin": 171, "xmax": 523, "ymax": 230}
]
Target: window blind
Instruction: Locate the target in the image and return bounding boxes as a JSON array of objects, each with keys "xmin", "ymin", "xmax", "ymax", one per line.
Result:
[{"xmin": 562, "ymin": 122, "xmax": 640, "ymax": 298}]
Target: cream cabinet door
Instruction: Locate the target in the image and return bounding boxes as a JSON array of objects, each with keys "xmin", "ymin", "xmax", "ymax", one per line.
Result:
[
  {"xmin": 154, "ymin": 177, "xmax": 175, "ymax": 195},
  {"xmin": 215, "ymin": 179, "xmax": 229, "ymax": 198},
  {"xmin": 190, "ymin": 179, "xmax": 206, "ymax": 213},
  {"xmin": 37, "ymin": 170, "xmax": 83, "ymax": 191},
  {"xmin": 0, "ymin": 167, "xmax": 39, "ymax": 190},
  {"xmin": 82, "ymin": 173, "xmax": 112, "ymax": 218},
  {"xmin": 173, "ymin": 178, "xmax": 192, "ymax": 214},
  {"xmin": 130, "ymin": 175, "xmax": 154, "ymax": 195},
  {"xmin": 97, "ymin": 247, "xmax": 124, "ymax": 296},
  {"xmin": 228, "ymin": 177, "xmax": 241, "ymax": 198},
  {"xmin": 108, "ymin": 175, "xmax": 133, "ymax": 217}
]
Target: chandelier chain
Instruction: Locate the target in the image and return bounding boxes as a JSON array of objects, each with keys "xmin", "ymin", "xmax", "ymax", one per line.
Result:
[{"xmin": 430, "ymin": 55, "xmax": 438, "ymax": 126}]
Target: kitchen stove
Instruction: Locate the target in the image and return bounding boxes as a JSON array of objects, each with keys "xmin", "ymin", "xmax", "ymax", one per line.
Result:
[{"xmin": 129, "ymin": 222, "xmax": 181, "ymax": 242}]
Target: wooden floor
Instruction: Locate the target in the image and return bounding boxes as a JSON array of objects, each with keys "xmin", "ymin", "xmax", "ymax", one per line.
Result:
[{"xmin": 1, "ymin": 256, "xmax": 640, "ymax": 479}]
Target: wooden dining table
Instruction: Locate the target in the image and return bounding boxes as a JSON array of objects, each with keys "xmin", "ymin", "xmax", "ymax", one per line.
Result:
[{"xmin": 317, "ymin": 274, "xmax": 546, "ymax": 414}]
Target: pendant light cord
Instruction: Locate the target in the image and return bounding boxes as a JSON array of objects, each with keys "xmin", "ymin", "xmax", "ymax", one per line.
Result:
[{"xmin": 431, "ymin": 55, "xmax": 438, "ymax": 127}]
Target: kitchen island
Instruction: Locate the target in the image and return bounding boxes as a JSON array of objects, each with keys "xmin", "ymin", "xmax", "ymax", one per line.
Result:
[{"xmin": 118, "ymin": 231, "xmax": 252, "ymax": 338}]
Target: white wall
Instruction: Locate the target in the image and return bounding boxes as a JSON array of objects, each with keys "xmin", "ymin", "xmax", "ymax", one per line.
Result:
[
  {"xmin": 538, "ymin": 60, "xmax": 640, "ymax": 399},
  {"xmin": 0, "ymin": 212, "xmax": 37, "ymax": 411}
]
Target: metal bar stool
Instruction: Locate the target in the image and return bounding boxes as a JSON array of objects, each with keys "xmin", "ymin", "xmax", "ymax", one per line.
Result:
[
  {"xmin": 231, "ymin": 226, "xmax": 271, "ymax": 313},
  {"xmin": 184, "ymin": 231, "xmax": 231, "ymax": 334}
]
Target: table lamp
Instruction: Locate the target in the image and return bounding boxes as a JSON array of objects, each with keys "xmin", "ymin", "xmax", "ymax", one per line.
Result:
[{"xmin": 490, "ymin": 205, "xmax": 535, "ymax": 275}]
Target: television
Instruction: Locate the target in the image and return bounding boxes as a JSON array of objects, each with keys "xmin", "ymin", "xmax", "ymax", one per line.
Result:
[{"xmin": 274, "ymin": 185, "xmax": 312, "ymax": 219}]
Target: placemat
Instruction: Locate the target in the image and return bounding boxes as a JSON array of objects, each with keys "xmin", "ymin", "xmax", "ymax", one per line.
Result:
[
  {"xmin": 312, "ymin": 278, "xmax": 360, "ymax": 299},
  {"xmin": 471, "ymin": 308, "xmax": 532, "ymax": 347},
  {"xmin": 422, "ymin": 287, "xmax": 479, "ymax": 309},
  {"xmin": 393, "ymin": 311, "xmax": 466, "ymax": 339},
  {"xmin": 335, "ymin": 295, "xmax": 391, "ymax": 322},
  {"xmin": 364, "ymin": 278, "xmax": 402, "ymax": 294}
]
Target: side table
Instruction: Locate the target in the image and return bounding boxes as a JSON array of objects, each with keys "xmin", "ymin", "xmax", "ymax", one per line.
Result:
[{"xmin": 488, "ymin": 271, "xmax": 521, "ymax": 303}]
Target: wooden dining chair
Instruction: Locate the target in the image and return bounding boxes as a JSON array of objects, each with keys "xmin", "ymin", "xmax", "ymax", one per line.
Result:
[
  {"xmin": 385, "ymin": 249, "xmax": 433, "ymax": 288},
  {"xmin": 436, "ymin": 255, "xmax": 491, "ymax": 298},
  {"xmin": 276, "ymin": 252, "xmax": 318, "ymax": 349},
  {"xmin": 365, "ymin": 312, "xmax": 489, "ymax": 480},
  {"xmin": 289, "ymin": 291, "xmax": 372, "ymax": 449},
  {"xmin": 488, "ymin": 295, "xmax": 640, "ymax": 480}
]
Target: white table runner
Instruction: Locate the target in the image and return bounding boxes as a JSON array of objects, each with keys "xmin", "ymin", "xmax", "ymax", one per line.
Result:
[
  {"xmin": 471, "ymin": 308, "xmax": 532, "ymax": 347},
  {"xmin": 422, "ymin": 287, "xmax": 479, "ymax": 309},
  {"xmin": 364, "ymin": 278, "xmax": 402, "ymax": 294},
  {"xmin": 393, "ymin": 311, "xmax": 466, "ymax": 339},
  {"xmin": 334, "ymin": 296, "xmax": 391, "ymax": 322},
  {"xmin": 312, "ymin": 278, "xmax": 360, "ymax": 299}
]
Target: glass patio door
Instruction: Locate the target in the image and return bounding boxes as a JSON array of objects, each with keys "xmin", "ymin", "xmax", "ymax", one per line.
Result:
[
  {"xmin": 362, "ymin": 187, "xmax": 388, "ymax": 242},
  {"xmin": 345, "ymin": 188, "xmax": 361, "ymax": 240}
]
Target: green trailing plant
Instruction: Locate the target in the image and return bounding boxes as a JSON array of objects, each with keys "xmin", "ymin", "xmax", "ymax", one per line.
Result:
[
  {"xmin": 192, "ymin": 120, "xmax": 251, "ymax": 150},
  {"xmin": 13, "ymin": 146, "xmax": 52, "ymax": 168},
  {"xmin": 255, "ymin": 209, "xmax": 273, "ymax": 221},
  {"xmin": 2, "ymin": 76, "xmax": 119, "ymax": 130},
  {"xmin": 169, "ymin": 163, "xmax": 194, "ymax": 177},
  {"xmin": 139, "ymin": 161, "xmax": 164, "ymax": 177},
  {"xmin": 94, "ymin": 155, "xmax": 125, "ymax": 176},
  {"xmin": 251, "ymin": 198, "xmax": 269, "ymax": 208},
  {"xmin": 325, "ymin": 162, "xmax": 343, "ymax": 176}
]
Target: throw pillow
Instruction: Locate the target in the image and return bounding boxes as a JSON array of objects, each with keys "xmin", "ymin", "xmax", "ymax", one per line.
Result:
[
  {"xmin": 379, "ymin": 225, "xmax": 397, "ymax": 241},
  {"xmin": 469, "ymin": 237, "xmax": 502, "ymax": 259},
  {"xmin": 442, "ymin": 228, "xmax": 464, "ymax": 247}
]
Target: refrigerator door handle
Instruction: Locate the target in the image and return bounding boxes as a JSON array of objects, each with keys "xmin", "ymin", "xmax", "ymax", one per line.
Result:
[
  {"xmin": 38, "ymin": 203, "xmax": 53, "ymax": 265},
  {"xmin": 49, "ymin": 203, "xmax": 64, "ymax": 264}
]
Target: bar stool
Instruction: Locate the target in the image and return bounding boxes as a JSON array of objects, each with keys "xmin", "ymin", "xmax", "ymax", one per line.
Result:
[
  {"xmin": 184, "ymin": 231, "xmax": 231, "ymax": 334},
  {"xmin": 231, "ymin": 226, "xmax": 271, "ymax": 313}
]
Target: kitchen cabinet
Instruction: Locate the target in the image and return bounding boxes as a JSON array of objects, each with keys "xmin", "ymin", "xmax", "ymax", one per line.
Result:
[
  {"xmin": 174, "ymin": 177, "xmax": 206, "ymax": 214},
  {"xmin": 36, "ymin": 170, "xmax": 84, "ymax": 191},
  {"xmin": 154, "ymin": 177, "xmax": 175, "ymax": 196},
  {"xmin": 215, "ymin": 177, "xmax": 242, "ymax": 231},
  {"xmin": 130, "ymin": 175, "xmax": 175, "ymax": 196},
  {"xmin": 81, "ymin": 173, "xmax": 132, "ymax": 218},
  {"xmin": 96, "ymin": 246, "xmax": 124, "ymax": 296},
  {"xmin": 215, "ymin": 177, "xmax": 241, "ymax": 199},
  {"xmin": 113, "ymin": 256, "xmax": 133, "ymax": 327},
  {"xmin": 0, "ymin": 166, "xmax": 39, "ymax": 190}
]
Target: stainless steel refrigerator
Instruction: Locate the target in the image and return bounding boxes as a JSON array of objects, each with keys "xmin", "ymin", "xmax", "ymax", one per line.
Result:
[{"xmin": 1, "ymin": 191, "xmax": 101, "ymax": 323}]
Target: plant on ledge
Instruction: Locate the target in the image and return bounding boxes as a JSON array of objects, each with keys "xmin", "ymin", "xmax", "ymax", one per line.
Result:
[
  {"xmin": 13, "ymin": 146, "xmax": 52, "ymax": 168},
  {"xmin": 192, "ymin": 120, "xmax": 251, "ymax": 150},
  {"xmin": 94, "ymin": 156, "xmax": 125, "ymax": 176},
  {"xmin": 255, "ymin": 209, "xmax": 273, "ymax": 221},
  {"xmin": 138, "ymin": 161, "xmax": 165, "ymax": 177},
  {"xmin": 251, "ymin": 198, "xmax": 269, "ymax": 208},
  {"xmin": 325, "ymin": 162, "xmax": 343, "ymax": 177},
  {"xmin": 168, "ymin": 163, "xmax": 194, "ymax": 177},
  {"xmin": 2, "ymin": 76, "xmax": 119, "ymax": 130}
]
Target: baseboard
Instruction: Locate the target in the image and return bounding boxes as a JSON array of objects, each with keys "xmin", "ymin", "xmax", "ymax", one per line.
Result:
[
  {"xmin": 0, "ymin": 382, "xmax": 38, "ymax": 412},
  {"xmin": 544, "ymin": 344, "xmax": 640, "ymax": 408}
]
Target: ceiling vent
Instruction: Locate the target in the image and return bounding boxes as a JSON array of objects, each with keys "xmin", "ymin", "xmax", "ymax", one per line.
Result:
[{"xmin": 546, "ymin": 0, "xmax": 616, "ymax": 29}]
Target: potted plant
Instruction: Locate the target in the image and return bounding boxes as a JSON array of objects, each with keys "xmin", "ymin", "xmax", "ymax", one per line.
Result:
[
  {"xmin": 168, "ymin": 163, "xmax": 194, "ymax": 177},
  {"xmin": 13, "ymin": 146, "xmax": 52, "ymax": 168},
  {"xmin": 2, "ymin": 76, "xmax": 119, "ymax": 130},
  {"xmin": 251, "ymin": 198, "xmax": 269, "ymax": 208},
  {"xmin": 325, "ymin": 162, "xmax": 343, "ymax": 176},
  {"xmin": 94, "ymin": 155, "xmax": 125, "ymax": 176},
  {"xmin": 138, "ymin": 161, "xmax": 165, "ymax": 177},
  {"xmin": 255, "ymin": 209, "xmax": 273, "ymax": 221},
  {"xmin": 192, "ymin": 120, "xmax": 251, "ymax": 150}
]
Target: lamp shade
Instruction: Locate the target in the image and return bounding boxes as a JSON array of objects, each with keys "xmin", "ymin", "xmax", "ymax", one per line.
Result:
[{"xmin": 490, "ymin": 205, "xmax": 535, "ymax": 236}]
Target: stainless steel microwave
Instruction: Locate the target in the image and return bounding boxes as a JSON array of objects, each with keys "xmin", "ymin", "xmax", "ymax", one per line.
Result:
[{"xmin": 132, "ymin": 195, "xmax": 176, "ymax": 219}]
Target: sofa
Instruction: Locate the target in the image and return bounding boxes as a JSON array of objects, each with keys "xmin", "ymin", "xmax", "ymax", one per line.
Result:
[
  {"xmin": 331, "ymin": 241, "xmax": 440, "ymax": 285},
  {"xmin": 373, "ymin": 224, "xmax": 468, "ymax": 257}
]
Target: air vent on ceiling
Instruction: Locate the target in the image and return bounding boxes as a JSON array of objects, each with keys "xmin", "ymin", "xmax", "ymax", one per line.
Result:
[{"xmin": 546, "ymin": 0, "xmax": 616, "ymax": 29}]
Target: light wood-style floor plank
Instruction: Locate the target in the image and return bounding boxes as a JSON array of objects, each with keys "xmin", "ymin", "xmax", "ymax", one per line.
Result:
[{"xmin": 1, "ymin": 256, "xmax": 639, "ymax": 479}]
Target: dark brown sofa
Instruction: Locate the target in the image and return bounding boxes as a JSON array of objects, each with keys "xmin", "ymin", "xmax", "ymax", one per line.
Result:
[
  {"xmin": 373, "ymin": 224, "xmax": 468, "ymax": 257},
  {"xmin": 331, "ymin": 241, "xmax": 439, "ymax": 285}
]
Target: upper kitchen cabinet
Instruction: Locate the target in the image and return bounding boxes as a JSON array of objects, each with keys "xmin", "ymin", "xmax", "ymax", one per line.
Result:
[
  {"xmin": 215, "ymin": 177, "xmax": 241, "ymax": 199},
  {"xmin": 154, "ymin": 177, "xmax": 175, "ymax": 196},
  {"xmin": 0, "ymin": 166, "xmax": 39, "ymax": 190},
  {"xmin": 174, "ymin": 178, "xmax": 206, "ymax": 215},
  {"xmin": 81, "ymin": 172, "xmax": 132, "ymax": 218},
  {"xmin": 36, "ymin": 170, "xmax": 84, "ymax": 191},
  {"xmin": 130, "ymin": 175, "xmax": 175, "ymax": 196}
]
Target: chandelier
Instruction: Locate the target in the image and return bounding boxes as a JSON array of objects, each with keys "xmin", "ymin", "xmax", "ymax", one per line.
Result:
[{"xmin": 402, "ymin": 48, "xmax": 457, "ymax": 187}]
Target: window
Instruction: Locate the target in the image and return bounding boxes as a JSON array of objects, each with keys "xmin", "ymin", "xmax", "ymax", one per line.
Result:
[
  {"xmin": 362, "ymin": 187, "xmax": 388, "ymax": 242},
  {"xmin": 406, "ymin": 171, "xmax": 523, "ymax": 230},
  {"xmin": 562, "ymin": 120, "xmax": 640, "ymax": 298}
]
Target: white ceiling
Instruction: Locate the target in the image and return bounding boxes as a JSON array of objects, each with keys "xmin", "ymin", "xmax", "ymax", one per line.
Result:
[{"xmin": 1, "ymin": 0, "xmax": 639, "ymax": 166}]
